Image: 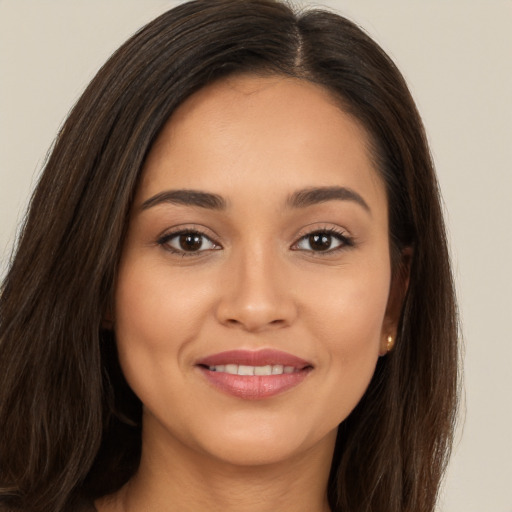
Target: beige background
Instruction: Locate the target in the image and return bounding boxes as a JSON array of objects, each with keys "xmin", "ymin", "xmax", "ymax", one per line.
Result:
[{"xmin": 1, "ymin": 1, "xmax": 511, "ymax": 510}]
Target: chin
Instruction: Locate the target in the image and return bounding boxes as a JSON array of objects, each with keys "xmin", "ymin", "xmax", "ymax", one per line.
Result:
[
  {"xmin": 201, "ymin": 435, "xmax": 313, "ymax": 467},
  {"xmin": 184, "ymin": 411, "xmax": 337, "ymax": 468}
]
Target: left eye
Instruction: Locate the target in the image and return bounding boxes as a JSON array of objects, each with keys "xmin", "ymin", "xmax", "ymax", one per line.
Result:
[
  {"xmin": 160, "ymin": 231, "xmax": 218, "ymax": 253},
  {"xmin": 294, "ymin": 231, "xmax": 348, "ymax": 252}
]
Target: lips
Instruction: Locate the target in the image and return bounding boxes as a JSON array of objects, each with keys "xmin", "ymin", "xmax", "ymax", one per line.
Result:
[
  {"xmin": 197, "ymin": 349, "xmax": 311, "ymax": 368},
  {"xmin": 196, "ymin": 349, "xmax": 313, "ymax": 400}
]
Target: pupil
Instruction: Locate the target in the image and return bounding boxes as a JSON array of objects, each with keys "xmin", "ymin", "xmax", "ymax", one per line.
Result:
[
  {"xmin": 179, "ymin": 233, "xmax": 202, "ymax": 251},
  {"xmin": 310, "ymin": 233, "xmax": 331, "ymax": 251}
]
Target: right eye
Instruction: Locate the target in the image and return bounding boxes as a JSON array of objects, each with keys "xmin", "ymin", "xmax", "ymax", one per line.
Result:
[{"xmin": 158, "ymin": 230, "xmax": 220, "ymax": 255}]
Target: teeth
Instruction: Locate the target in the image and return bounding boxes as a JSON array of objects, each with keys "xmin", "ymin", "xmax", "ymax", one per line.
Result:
[
  {"xmin": 225, "ymin": 364, "xmax": 238, "ymax": 375},
  {"xmin": 238, "ymin": 365, "xmax": 254, "ymax": 376},
  {"xmin": 254, "ymin": 365, "xmax": 272, "ymax": 376},
  {"xmin": 208, "ymin": 364, "xmax": 297, "ymax": 375}
]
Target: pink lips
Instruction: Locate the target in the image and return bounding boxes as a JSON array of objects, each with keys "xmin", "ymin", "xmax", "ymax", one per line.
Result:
[{"xmin": 196, "ymin": 349, "xmax": 313, "ymax": 400}]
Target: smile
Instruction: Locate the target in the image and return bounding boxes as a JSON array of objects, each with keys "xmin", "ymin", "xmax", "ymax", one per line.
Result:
[
  {"xmin": 196, "ymin": 349, "xmax": 313, "ymax": 400},
  {"xmin": 208, "ymin": 364, "xmax": 299, "ymax": 375}
]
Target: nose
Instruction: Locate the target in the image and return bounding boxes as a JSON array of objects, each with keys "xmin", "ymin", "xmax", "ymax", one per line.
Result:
[{"xmin": 214, "ymin": 244, "xmax": 298, "ymax": 333}]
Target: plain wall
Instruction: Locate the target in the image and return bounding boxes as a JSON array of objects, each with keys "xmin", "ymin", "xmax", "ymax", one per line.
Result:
[{"xmin": 1, "ymin": 1, "xmax": 511, "ymax": 510}]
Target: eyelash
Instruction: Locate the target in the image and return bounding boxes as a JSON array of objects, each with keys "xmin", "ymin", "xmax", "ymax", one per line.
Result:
[{"xmin": 157, "ymin": 227, "xmax": 354, "ymax": 257}]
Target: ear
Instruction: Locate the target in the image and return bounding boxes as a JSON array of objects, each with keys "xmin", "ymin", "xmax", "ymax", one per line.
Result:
[{"xmin": 379, "ymin": 247, "xmax": 412, "ymax": 356}]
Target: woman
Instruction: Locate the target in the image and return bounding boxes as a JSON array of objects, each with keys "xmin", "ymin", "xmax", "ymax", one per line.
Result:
[{"xmin": 0, "ymin": 1, "xmax": 459, "ymax": 511}]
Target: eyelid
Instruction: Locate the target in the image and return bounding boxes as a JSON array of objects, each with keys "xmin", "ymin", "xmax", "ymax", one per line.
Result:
[{"xmin": 156, "ymin": 224, "xmax": 220, "ymax": 242}]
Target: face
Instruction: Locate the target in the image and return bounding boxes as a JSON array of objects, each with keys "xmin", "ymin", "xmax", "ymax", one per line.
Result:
[{"xmin": 115, "ymin": 75, "xmax": 398, "ymax": 467}]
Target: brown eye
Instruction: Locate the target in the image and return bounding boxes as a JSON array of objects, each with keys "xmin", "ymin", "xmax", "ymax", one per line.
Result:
[
  {"xmin": 308, "ymin": 233, "xmax": 332, "ymax": 251},
  {"xmin": 294, "ymin": 230, "xmax": 351, "ymax": 253},
  {"xmin": 179, "ymin": 233, "xmax": 203, "ymax": 251},
  {"xmin": 159, "ymin": 230, "xmax": 219, "ymax": 254}
]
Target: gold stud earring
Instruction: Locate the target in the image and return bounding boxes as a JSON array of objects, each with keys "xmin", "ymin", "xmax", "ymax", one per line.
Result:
[{"xmin": 386, "ymin": 335, "xmax": 394, "ymax": 353}]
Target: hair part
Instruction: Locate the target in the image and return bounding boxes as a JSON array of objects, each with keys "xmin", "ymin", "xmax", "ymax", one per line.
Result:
[{"xmin": 0, "ymin": 1, "xmax": 458, "ymax": 511}]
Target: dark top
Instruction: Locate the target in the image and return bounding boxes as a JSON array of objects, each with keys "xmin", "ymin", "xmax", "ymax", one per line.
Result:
[
  {"xmin": 0, "ymin": 502, "xmax": 96, "ymax": 512},
  {"xmin": 71, "ymin": 497, "xmax": 97, "ymax": 512},
  {"xmin": 0, "ymin": 497, "xmax": 97, "ymax": 512}
]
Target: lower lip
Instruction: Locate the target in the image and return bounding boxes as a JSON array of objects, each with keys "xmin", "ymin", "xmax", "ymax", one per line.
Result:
[{"xmin": 198, "ymin": 367, "xmax": 311, "ymax": 400}]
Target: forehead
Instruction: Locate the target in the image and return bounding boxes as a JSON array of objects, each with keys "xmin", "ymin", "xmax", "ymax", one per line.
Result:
[{"xmin": 138, "ymin": 74, "xmax": 385, "ymax": 212}]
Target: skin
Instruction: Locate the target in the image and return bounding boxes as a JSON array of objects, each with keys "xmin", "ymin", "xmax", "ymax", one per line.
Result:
[{"xmin": 97, "ymin": 74, "xmax": 401, "ymax": 512}]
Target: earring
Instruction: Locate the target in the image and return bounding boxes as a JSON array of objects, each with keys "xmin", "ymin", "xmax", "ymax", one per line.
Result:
[{"xmin": 386, "ymin": 335, "xmax": 394, "ymax": 353}]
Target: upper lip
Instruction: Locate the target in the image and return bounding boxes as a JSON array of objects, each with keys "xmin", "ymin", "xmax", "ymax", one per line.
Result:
[{"xmin": 196, "ymin": 349, "xmax": 313, "ymax": 369}]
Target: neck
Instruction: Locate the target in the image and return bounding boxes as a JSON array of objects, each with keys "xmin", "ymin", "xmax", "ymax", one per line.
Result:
[{"xmin": 98, "ymin": 413, "xmax": 335, "ymax": 512}]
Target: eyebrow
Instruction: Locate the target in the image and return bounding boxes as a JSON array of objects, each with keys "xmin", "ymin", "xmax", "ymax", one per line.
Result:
[
  {"xmin": 141, "ymin": 186, "xmax": 370, "ymax": 213},
  {"xmin": 141, "ymin": 189, "xmax": 227, "ymax": 211},
  {"xmin": 287, "ymin": 186, "xmax": 371, "ymax": 213}
]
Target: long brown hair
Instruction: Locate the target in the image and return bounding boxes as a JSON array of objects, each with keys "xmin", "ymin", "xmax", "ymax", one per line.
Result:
[{"xmin": 0, "ymin": 1, "xmax": 459, "ymax": 511}]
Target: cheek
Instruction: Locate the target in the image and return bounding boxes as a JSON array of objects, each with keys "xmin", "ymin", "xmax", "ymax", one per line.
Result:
[
  {"xmin": 115, "ymin": 259, "xmax": 212, "ymax": 351},
  {"xmin": 303, "ymin": 260, "xmax": 390, "ymax": 349},
  {"xmin": 113, "ymin": 258, "xmax": 208, "ymax": 399},
  {"xmin": 299, "ymin": 259, "xmax": 390, "ymax": 414}
]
